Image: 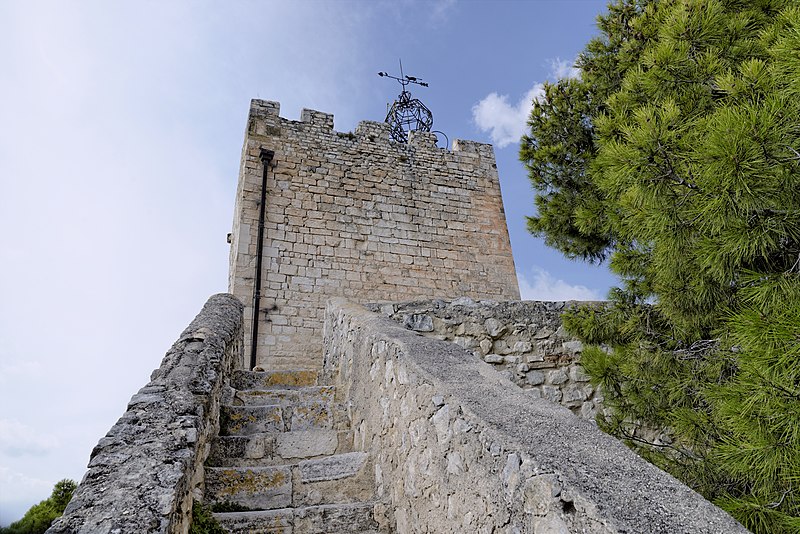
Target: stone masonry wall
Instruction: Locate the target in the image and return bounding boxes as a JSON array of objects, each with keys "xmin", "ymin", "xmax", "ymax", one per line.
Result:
[
  {"xmin": 228, "ymin": 100, "xmax": 519, "ymax": 371},
  {"xmin": 369, "ymin": 299, "xmax": 603, "ymax": 420},
  {"xmin": 322, "ymin": 298, "xmax": 748, "ymax": 534},
  {"xmin": 48, "ymin": 294, "xmax": 244, "ymax": 534}
]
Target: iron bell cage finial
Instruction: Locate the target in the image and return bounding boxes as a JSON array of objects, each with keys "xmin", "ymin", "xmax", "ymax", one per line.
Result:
[{"xmin": 378, "ymin": 60, "xmax": 434, "ymax": 144}]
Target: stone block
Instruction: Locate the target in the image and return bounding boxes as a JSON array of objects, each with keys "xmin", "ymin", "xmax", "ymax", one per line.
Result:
[
  {"xmin": 569, "ymin": 365, "xmax": 591, "ymax": 383},
  {"xmin": 298, "ymin": 451, "xmax": 369, "ymax": 483},
  {"xmin": 546, "ymin": 369, "xmax": 568, "ymax": 386},
  {"xmin": 533, "ymin": 327, "xmax": 553, "ymax": 340},
  {"xmin": 403, "ymin": 313, "xmax": 434, "ymax": 332},
  {"xmin": 293, "ymin": 502, "xmax": 380, "ymax": 534},
  {"xmin": 512, "ymin": 341, "xmax": 532, "ymax": 353},
  {"xmin": 484, "ymin": 353, "xmax": 504, "ymax": 364},
  {"xmin": 205, "ymin": 466, "xmax": 292, "ymax": 510},
  {"xmin": 526, "ymin": 352, "xmax": 545, "ymax": 363},
  {"xmin": 288, "ymin": 401, "xmax": 334, "ymax": 431},
  {"xmin": 231, "ymin": 370, "xmax": 318, "ymax": 389},
  {"xmin": 221, "ymin": 405, "xmax": 284, "ymax": 435},
  {"xmin": 275, "ymin": 430, "xmax": 338, "ymax": 459},
  {"xmin": 485, "ymin": 318, "xmax": 506, "ymax": 338},
  {"xmin": 208, "ymin": 435, "xmax": 274, "ymax": 465},
  {"xmin": 235, "ymin": 386, "xmax": 335, "ymax": 407},
  {"xmin": 492, "ymin": 340, "xmax": 512, "ymax": 355},
  {"xmin": 562, "ymin": 384, "xmax": 588, "ymax": 406},
  {"xmin": 541, "ymin": 386, "xmax": 563, "ymax": 403},
  {"xmin": 525, "ymin": 371, "xmax": 545, "ymax": 386}
]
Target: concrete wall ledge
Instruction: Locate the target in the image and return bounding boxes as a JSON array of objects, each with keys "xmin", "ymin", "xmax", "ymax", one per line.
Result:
[
  {"xmin": 48, "ymin": 294, "xmax": 244, "ymax": 534},
  {"xmin": 323, "ymin": 298, "xmax": 748, "ymax": 534}
]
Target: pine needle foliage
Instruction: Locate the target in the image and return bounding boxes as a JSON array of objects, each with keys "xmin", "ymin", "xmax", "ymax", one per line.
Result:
[{"xmin": 521, "ymin": 1, "xmax": 800, "ymax": 531}]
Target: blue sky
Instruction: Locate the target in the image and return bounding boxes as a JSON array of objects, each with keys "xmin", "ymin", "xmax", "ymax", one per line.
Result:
[{"xmin": 0, "ymin": 0, "xmax": 615, "ymax": 524}]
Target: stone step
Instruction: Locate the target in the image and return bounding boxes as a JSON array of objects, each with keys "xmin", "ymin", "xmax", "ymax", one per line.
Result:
[
  {"xmin": 208, "ymin": 429, "xmax": 354, "ymax": 467},
  {"xmin": 205, "ymin": 452, "xmax": 372, "ymax": 512},
  {"xmin": 232, "ymin": 369, "xmax": 319, "ymax": 390},
  {"xmin": 213, "ymin": 502, "xmax": 383, "ymax": 533},
  {"xmin": 220, "ymin": 405, "xmax": 284, "ymax": 436},
  {"xmin": 206, "ymin": 465, "xmax": 292, "ymax": 510},
  {"xmin": 221, "ymin": 400, "xmax": 336, "ymax": 436},
  {"xmin": 234, "ymin": 386, "xmax": 335, "ymax": 407}
]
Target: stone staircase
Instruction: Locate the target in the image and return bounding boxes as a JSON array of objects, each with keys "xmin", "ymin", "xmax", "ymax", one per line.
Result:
[{"xmin": 204, "ymin": 369, "xmax": 386, "ymax": 533}]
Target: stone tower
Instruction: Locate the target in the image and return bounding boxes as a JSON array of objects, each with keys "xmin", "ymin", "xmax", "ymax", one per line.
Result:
[{"xmin": 228, "ymin": 100, "xmax": 519, "ymax": 371}]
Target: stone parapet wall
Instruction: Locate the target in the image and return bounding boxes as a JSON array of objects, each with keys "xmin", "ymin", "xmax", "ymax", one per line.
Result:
[
  {"xmin": 48, "ymin": 294, "xmax": 244, "ymax": 534},
  {"xmin": 229, "ymin": 99, "xmax": 519, "ymax": 371},
  {"xmin": 369, "ymin": 299, "xmax": 603, "ymax": 419},
  {"xmin": 323, "ymin": 298, "xmax": 748, "ymax": 534}
]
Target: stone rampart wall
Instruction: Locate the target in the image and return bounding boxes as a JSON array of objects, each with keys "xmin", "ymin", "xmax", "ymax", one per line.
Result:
[
  {"xmin": 229, "ymin": 100, "xmax": 519, "ymax": 371},
  {"xmin": 323, "ymin": 298, "xmax": 748, "ymax": 534},
  {"xmin": 48, "ymin": 294, "xmax": 244, "ymax": 534},
  {"xmin": 369, "ymin": 299, "xmax": 603, "ymax": 419}
]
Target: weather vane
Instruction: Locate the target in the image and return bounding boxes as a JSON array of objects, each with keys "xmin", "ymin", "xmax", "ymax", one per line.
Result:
[{"xmin": 378, "ymin": 60, "xmax": 434, "ymax": 144}]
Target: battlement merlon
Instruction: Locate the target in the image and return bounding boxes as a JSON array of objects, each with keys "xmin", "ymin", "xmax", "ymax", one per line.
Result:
[{"xmin": 247, "ymin": 98, "xmax": 496, "ymax": 160}]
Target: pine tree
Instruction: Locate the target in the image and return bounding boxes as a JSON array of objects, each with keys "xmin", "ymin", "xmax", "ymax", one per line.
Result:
[{"xmin": 520, "ymin": 1, "xmax": 800, "ymax": 531}]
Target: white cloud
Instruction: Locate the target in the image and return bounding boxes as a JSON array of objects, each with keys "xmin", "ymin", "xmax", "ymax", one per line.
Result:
[
  {"xmin": 472, "ymin": 84, "xmax": 545, "ymax": 148},
  {"xmin": 549, "ymin": 57, "xmax": 581, "ymax": 80},
  {"xmin": 518, "ymin": 267, "xmax": 601, "ymax": 301},
  {"xmin": 0, "ymin": 420, "xmax": 59, "ymax": 457},
  {"xmin": 472, "ymin": 56, "xmax": 580, "ymax": 148}
]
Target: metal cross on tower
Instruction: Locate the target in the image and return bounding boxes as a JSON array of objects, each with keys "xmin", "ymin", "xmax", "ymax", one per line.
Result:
[{"xmin": 378, "ymin": 60, "xmax": 434, "ymax": 144}]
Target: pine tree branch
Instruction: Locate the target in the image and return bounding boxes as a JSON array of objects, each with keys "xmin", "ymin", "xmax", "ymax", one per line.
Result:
[
  {"xmin": 618, "ymin": 426, "xmax": 697, "ymax": 460},
  {"xmin": 785, "ymin": 253, "xmax": 800, "ymax": 274},
  {"xmin": 766, "ymin": 487, "xmax": 792, "ymax": 509},
  {"xmin": 673, "ymin": 338, "xmax": 719, "ymax": 360}
]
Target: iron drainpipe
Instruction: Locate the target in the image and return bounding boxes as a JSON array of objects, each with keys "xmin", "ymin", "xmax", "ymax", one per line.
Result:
[{"xmin": 250, "ymin": 148, "xmax": 275, "ymax": 370}]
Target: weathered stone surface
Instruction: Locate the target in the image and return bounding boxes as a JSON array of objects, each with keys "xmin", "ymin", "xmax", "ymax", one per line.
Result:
[
  {"xmin": 484, "ymin": 353, "xmax": 504, "ymax": 364},
  {"xmin": 47, "ymin": 294, "xmax": 244, "ymax": 534},
  {"xmin": 208, "ymin": 434, "xmax": 275, "ymax": 465},
  {"xmin": 235, "ymin": 386, "xmax": 335, "ymax": 406},
  {"xmin": 205, "ymin": 466, "xmax": 292, "ymax": 510},
  {"xmin": 209, "ymin": 429, "xmax": 342, "ymax": 467},
  {"xmin": 231, "ymin": 369, "xmax": 318, "ymax": 390},
  {"xmin": 294, "ymin": 453, "xmax": 373, "ymax": 507},
  {"xmin": 484, "ymin": 317, "xmax": 506, "ymax": 338},
  {"xmin": 298, "ymin": 452, "xmax": 368, "ymax": 483},
  {"xmin": 370, "ymin": 299, "xmax": 605, "ymax": 419},
  {"xmin": 323, "ymin": 299, "xmax": 749, "ymax": 534},
  {"xmin": 569, "ymin": 366, "xmax": 591, "ymax": 383},
  {"xmin": 403, "ymin": 314, "xmax": 433, "ymax": 332},
  {"xmin": 214, "ymin": 504, "xmax": 382, "ymax": 533},
  {"xmin": 221, "ymin": 405, "xmax": 284, "ymax": 435},
  {"xmin": 513, "ymin": 341, "xmax": 532, "ymax": 353},
  {"xmin": 275, "ymin": 430, "xmax": 338, "ymax": 459},
  {"xmin": 293, "ymin": 502, "xmax": 382, "ymax": 533},
  {"xmin": 287, "ymin": 400, "xmax": 334, "ymax": 431},
  {"xmin": 546, "ymin": 369, "xmax": 569, "ymax": 386},
  {"xmin": 214, "ymin": 509, "xmax": 292, "ymax": 534},
  {"xmin": 525, "ymin": 370, "xmax": 545, "ymax": 386}
]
